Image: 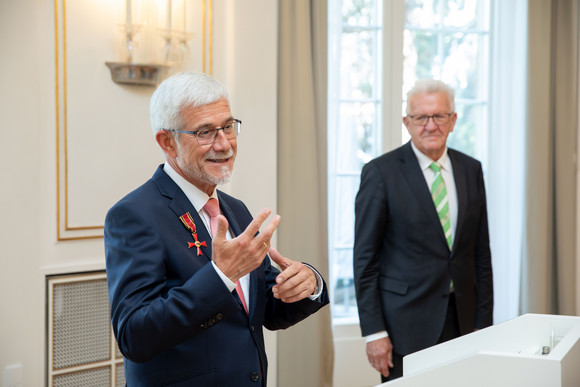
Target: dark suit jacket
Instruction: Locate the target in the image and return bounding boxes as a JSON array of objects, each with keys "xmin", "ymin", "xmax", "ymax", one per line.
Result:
[
  {"xmin": 353, "ymin": 142, "xmax": 493, "ymax": 357},
  {"xmin": 105, "ymin": 165, "xmax": 329, "ymax": 386}
]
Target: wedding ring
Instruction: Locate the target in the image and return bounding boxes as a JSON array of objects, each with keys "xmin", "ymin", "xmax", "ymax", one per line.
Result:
[{"xmin": 263, "ymin": 242, "xmax": 268, "ymax": 249}]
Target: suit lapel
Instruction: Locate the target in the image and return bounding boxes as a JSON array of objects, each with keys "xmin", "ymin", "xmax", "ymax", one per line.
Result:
[
  {"xmin": 448, "ymin": 150, "xmax": 467, "ymax": 252},
  {"xmin": 152, "ymin": 165, "xmax": 213, "ymax": 261},
  {"xmin": 398, "ymin": 143, "xmax": 448, "ymax": 247},
  {"xmin": 217, "ymin": 193, "xmax": 243, "ymax": 237}
]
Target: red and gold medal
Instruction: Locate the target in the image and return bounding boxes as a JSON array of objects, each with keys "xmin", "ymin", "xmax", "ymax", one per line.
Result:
[{"xmin": 179, "ymin": 212, "xmax": 207, "ymax": 256}]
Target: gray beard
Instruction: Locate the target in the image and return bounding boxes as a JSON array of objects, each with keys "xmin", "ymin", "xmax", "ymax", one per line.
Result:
[
  {"xmin": 176, "ymin": 150, "xmax": 234, "ymax": 187},
  {"xmin": 206, "ymin": 164, "xmax": 233, "ymax": 186}
]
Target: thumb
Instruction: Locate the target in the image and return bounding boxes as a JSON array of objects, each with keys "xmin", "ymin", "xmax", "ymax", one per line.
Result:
[
  {"xmin": 268, "ymin": 247, "xmax": 291, "ymax": 270},
  {"xmin": 214, "ymin": 215, "xmax": 229, "ymax": 241}
]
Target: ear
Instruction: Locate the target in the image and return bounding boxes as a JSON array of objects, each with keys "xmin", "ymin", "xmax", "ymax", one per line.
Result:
[
  {"xmin": 402, "ymin": 116, "xmax": 412, "ymax": 133},
  {"xmin": 449, "ymin": 112, "xmax": 458, "ymax": 132},
  {"xmin": 155, "ymin": 130, "xmax": 178, "ymax": 158}
]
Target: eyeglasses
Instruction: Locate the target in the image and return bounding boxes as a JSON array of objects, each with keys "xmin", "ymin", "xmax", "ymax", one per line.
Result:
[
  {"xmin": 163, "ymin": 119, "xmax": 241, "ymax": 145},
  {"xmin": 407, "ymin": 113, "xmax": 454, "ymax": 126}
]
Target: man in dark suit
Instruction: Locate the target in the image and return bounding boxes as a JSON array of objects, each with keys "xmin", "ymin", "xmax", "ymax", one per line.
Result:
[
  {"xmin": 105, "ymin": 72, "xmax": 329, "ymax": 386},
  {"xmin": 353, "ymin": 79, "xmax": 493, "ymax": 382}
]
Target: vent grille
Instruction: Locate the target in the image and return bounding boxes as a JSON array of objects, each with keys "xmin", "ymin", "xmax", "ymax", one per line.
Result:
[
  {"xmin": 47, "ymin": 272, "xmax": 124, "ymax": 386},
  {"xmin": 115, "ymin": 363, "xmax": 126, "ymax": 386},
  {"xmin": 53, "ymin": 366, "xmax": 110, "ymax": 387}
]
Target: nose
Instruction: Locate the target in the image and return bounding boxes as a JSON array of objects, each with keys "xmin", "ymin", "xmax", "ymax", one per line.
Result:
[
  {"xmin": 211, "ymin": 129, "xmax": 232, "ymax": 150},
  {"xmin": 425, "ymin": 116, "xmax": 438, "ymax": 129}
]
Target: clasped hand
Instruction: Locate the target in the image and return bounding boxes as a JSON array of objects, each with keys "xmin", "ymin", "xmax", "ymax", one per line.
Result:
[{"xmin": 211, "ymin": 208, "xmax": 317, "ymax": 303}]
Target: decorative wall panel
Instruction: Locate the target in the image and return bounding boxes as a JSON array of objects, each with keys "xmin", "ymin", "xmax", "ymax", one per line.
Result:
[{"xmin": 53, "ymin": 0, "xmax": 213, "ymax": 240}]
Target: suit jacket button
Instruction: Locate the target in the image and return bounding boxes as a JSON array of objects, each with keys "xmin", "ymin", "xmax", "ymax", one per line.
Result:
[
  {"xmin": 250, "ymin": 325, "xmax": 255, "ymax": 332},
  {"xmin": 250, "ymin": 372, "xmax": 260, "ymax": 382}
]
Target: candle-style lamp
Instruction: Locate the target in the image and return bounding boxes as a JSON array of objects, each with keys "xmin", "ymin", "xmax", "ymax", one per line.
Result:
[
  {"xmin": 105, "ymin": 0, "xmax": 192, "ymax": 86},
  {"xmin": 175, "ymin": 0, "xmax": 194, "ymax": 64}
]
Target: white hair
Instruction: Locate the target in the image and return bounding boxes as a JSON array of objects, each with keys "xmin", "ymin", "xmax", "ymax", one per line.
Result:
[
  {"xmin": 150, "ymin": 72, "xmax": 230, "ymax": 134},
  {"xmin": 406, "ymin": 79, "xmax": 455, "ymax": 114}
]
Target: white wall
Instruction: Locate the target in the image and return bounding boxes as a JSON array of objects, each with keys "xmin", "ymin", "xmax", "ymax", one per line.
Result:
[{"xmin": 0, "ymin": 0, "xmax": 278, "ymax": 386}]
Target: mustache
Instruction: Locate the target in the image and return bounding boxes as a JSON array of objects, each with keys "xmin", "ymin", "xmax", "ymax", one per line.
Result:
[{"xmin": 205, "ymin": 149, "xmax": 234, "ymax": 161}]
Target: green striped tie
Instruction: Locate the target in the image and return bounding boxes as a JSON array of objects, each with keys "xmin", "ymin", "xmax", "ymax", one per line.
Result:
[{"xmin": 429, "ymin": 163, "xmax": 452, "ymax": 250}]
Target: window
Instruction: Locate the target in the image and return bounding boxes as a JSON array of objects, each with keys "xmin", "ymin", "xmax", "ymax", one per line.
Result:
[
  {"xmin": 328, "ymin": 0, "xmax": 491, "ymax": 324},
  {"xmin": 402, "ymin": 0, "xmax": 490, "ymax": 165},
  {"xmin": 328, "ymin": 0, "xmax": 383, "ymax": 323}
]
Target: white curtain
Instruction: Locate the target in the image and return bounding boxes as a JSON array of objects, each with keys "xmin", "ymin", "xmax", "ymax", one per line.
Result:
[
  {"xmin": 488, "ymin": 0, "xmax": 579, "ymax": 322},
  {"xmin": 487, "ymin": 0, "xmax": 528, "ymax": 324}
]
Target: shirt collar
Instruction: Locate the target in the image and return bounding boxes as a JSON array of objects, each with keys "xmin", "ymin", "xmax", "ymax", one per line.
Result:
[
  {"xmin": 410, "ymin": 141, "xmax": 451, "ymax": 172},
  {"xmin": 163, "ymin": 162, "xmax": 218, "ymax": 212}
]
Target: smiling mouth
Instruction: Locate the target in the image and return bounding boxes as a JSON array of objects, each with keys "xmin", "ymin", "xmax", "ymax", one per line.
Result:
[
  {"xmin": 207, "ymin": 157, "xmax": 230, "ymax": 164},
  {"xmin": 205, "ymin": 150, "xmax": 234, "ymax": 164}
]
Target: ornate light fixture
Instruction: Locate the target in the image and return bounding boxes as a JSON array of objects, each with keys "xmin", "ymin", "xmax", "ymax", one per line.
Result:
[{"xmin": 105, "ymin": 0, "xmax": 192, "ymax": 86}]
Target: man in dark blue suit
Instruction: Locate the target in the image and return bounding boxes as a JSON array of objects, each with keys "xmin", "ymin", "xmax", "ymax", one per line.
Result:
[
  {"xmin": 105, "ymin": 72, "xmax": 329, "ymax": 386},
  {"xmin": 353, "ymin": 79, "xmax": 493, "ymax": 382}
]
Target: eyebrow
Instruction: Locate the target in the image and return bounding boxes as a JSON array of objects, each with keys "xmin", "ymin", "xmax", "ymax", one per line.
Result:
[{"xmin": 194, "ymin": 117, "xmax": 235, "ymax": 131}]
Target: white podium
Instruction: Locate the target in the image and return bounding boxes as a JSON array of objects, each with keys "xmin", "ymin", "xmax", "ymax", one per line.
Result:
[{"xmin": 380, "ymin": 314, "xmax": 580, "ymax": 387}]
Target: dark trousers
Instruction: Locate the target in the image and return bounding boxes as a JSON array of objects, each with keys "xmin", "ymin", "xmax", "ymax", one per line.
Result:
[{"xmin": 381, "ymin": 293, "xmax": 460, "ymax": 383}]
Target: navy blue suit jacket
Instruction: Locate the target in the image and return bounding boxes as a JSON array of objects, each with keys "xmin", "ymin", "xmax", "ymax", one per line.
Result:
[
  {"xmin": 353, "ymin": 142, "xmax": 493, "ymax": 356},
  {"xmin": 105, "ymin": 165, "xmax": 329, "ymax": 386}
]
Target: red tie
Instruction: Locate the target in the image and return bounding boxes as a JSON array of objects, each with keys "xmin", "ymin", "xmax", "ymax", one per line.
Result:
[{"xmin": 203, "ymin": 198, "xmax": 248, "ymax": 314}]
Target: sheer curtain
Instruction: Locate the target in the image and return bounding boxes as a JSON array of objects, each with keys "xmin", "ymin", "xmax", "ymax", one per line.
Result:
[
  {"xmin": 483, "ymin": 0, "xmax": 578, "ymax": 324},
  {"xmin": 521, "ymin": 0, "xmax": 579, "ymax": 316},
  {"xmin": 277, "ymin": 1, "xmax": 334, "ymax": 387},
  {"xmin": 487, "ymin": 0, "xmax": 528, "ymax": 324}
]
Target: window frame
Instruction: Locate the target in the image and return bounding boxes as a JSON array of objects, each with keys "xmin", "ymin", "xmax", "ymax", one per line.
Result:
[{"xmin": 328, "ymin": 0, "xmax": 492, "ymax": 326}]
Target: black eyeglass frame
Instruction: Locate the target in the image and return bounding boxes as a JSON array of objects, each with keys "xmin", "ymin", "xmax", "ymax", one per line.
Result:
[
  {"xmin": 163, "ymin": 119, "xmax": 242, "ymax": 144},
  {"xmin": 406, "ymin": 113, "xmax": 455, "ymax": 125}
]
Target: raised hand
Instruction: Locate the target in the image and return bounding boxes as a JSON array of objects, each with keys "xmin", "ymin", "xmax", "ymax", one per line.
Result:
[{"xmin": 211, "ymin": 208, "xmax": 280, "ymax": 283}]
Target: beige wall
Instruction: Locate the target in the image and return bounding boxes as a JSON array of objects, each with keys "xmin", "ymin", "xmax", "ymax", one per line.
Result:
[{"xmin": 0, "ymin": 0, "xmax": 278, "ymax": 385}]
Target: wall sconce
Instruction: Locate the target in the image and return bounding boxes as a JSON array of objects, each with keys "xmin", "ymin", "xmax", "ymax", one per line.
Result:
[{"xmin": 105, "ymin": 0, "xmax": 193, "ymax": 86}]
